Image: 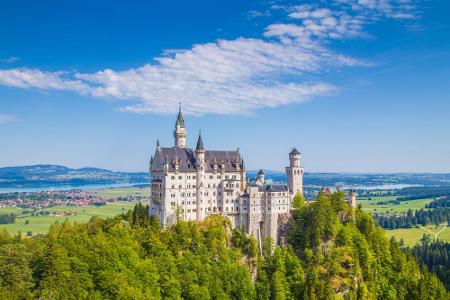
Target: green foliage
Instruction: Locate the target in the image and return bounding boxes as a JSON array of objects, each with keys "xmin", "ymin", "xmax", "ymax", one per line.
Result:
[
  {"xmin": 287, "ymin": 192, "xmax": 448, "ymax": 299},
  {"xmin": 0, "ymin": 199, "xmax": 447, "ymax": 299},
  {"xmin": 292, "ymin": 193, "xmax": 305, "ymax": 209}
]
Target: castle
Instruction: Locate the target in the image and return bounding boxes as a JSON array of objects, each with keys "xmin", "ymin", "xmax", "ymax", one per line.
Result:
[
  {"xmin": 149, "ymin": 107, "xmax": 304, "ymax": 244},
  {"xmin": 149, "ymin": 108, "xmax": 356, "ymax": 244}
]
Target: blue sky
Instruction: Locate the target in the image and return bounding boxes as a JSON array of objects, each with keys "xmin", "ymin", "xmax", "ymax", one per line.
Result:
[{"xmin": 0, "ymin": 0, "xmax": 449, "ymax": 172}]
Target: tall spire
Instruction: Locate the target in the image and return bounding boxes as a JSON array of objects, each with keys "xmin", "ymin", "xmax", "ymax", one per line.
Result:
[
  {"xmin": 174, "ymin": 104, "xmax": 187, "ymax": 148},
  {"xmin": 176, "ymin": 103, "xmax": 185, "ymax": 128},
  {"xmin": 196, "ymin": 130, "xmax": 204, "ymax": 151}
]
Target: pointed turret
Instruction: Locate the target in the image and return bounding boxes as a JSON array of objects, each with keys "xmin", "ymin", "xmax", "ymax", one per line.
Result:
[
  {"xmin": 196, "ymin": 131, "xmax": 205, "ymax": 151},
  {"xmin": 174, "ymin": 104, "xmax": 187, "ymax": 148},
  {"xmin": 255, "ymin": 169, "xmax": 265, "ymax": 186},
  {"xmin": 175, "ymin": 103, "xmax": 185, "ymax": 128}
]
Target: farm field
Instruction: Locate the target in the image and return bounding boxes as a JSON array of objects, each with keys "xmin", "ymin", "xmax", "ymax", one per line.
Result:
[
  {"xmin": 91, "ymin": 186, "xmax": 151, "ymax": 198},
  {"xmin": 385, "ymin": 224, "xmax": 450, "ymax": 246},
  {"xmin": 0, "ymin": 201, "xmax": 140, "ymax": 235},
  {"xmin": 358, "ymin": 197, "xmax": 433, "ymax": 213}
]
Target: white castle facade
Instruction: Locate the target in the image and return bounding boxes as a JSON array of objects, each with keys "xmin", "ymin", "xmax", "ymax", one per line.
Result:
[{"xmin": 149, "ymin": 108, "xmax": 304, "ymax": 244}]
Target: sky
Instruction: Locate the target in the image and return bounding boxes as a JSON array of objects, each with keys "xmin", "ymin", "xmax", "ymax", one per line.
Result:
[{"xmin": 0, "ymin": 0, "xmax": 449, "ymax": 173}]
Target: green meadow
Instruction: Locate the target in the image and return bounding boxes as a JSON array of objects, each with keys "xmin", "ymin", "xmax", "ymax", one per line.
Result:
[
  {"xmin": 358, "ymin": 196, "xmax": 449, "ymax": 245},
  {"xmin": 92, "ymin": 186, "xmax": 151, "ymax": 198},
  {"xmin": 0, "ymin": 186, "xmax": 150, "ymax": 235},
  {"xmin": 358, "ymin": 197, "xmax": 433, "ymax": 213},
  {"xmin": 384, "ymin": 224, "xmax": 450, "ymax": 246},
  {"xmin": 0, "ymin": 201, "xmax": 140, "ymax": 235}
]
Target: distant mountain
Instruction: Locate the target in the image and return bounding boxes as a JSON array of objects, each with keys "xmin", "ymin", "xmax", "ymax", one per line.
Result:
[
  {"xmin": 0, "ymin": 164, "xmax": 150, "ymax": 188},
  {"xmin": 1, "ymin": 164, "xmax": 449, "ymax": 190}
]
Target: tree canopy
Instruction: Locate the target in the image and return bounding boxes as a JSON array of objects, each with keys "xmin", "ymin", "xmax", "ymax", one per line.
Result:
[{"xmin": 0, "ymin": 196, "xmax": 447, "ymax": 299}]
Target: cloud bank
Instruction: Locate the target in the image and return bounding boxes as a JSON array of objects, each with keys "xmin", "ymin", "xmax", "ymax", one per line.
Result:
[
  {"xmin": 0, "ymin": 0, "xmax": 418, "ymax": 115},
  {"xmin": 0, "ymin": 114, "xmax": 18, "ymax": 124}
]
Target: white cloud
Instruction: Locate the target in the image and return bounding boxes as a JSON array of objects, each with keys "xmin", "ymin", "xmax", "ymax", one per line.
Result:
[
  {"xmin": 1, "ymin": 56, "xmax": 20, "ymax": 64},
  {"xmin": 335, "ymin": 0, "xmax": 418, "ymax": 20},
  {"xmin": 0, "ymin": 68, "xmax": 90, "ymax": 93},
  {"xmin": 0, "ymin": 1, "xmax": 419, "ymax": 115},
  {"xmin": 0, "ymin": 114, "xmax": 18, "ymax": 124}
]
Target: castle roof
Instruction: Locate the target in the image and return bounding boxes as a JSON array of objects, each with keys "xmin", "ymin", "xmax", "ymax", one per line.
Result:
[
  {"xmin": 176, "ymin": 107, "xmax": 185, "ymax": 128},
  {"xmin": 258, "ymin": 184, "xmax": 288, "ymax": 192},
  {"xmin": 289, "ymin": 147, "xmax": 300, "ymax": 155},
  {"xmin": 196, "ymin": 132, "xmax": 204, "ymax": 151},
  {"xmin": 152, "ymin": 147, "xmax": 243, "ymax": 172}
]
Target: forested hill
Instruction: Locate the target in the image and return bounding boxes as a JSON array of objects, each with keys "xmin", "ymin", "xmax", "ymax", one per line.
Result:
[
  {"xmin": 0, "ymin": 164, "xmax": 149, "ymax": 188},
  {"xmin": 0, "ymin": 192, "xmax": 448, "ymax": 299}
]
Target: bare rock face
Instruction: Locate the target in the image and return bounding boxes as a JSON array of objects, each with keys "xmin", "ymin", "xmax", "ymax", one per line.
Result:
[{"xmin": 277, "ymin": 213, "xmax": 291, "ymax": 247}]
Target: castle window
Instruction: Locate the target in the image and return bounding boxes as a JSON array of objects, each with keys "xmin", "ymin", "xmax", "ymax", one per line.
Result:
[
  {"xmin": 182, "ymin": 193, "xmax": 185, "ymax": 197},
  {"xmin": 225, "ymin": 175, "xmax": 229, "ymax": 179},
  {"xmin": 213, "ymin": 184, "xmax": 216, "ymax": 188},
  {"xmin": 172, "ymin": 185, "xmax": 175, "ymax": 189},
  {"xmin": 193, "ymin": 176, "xmax": 196, "ymax": 179},
  {"xmin": 217, "ymin": 175, "xmax": 220, "ymax": 179},
  {"xmin": 236, "ymin": 183, "xmax": 239, "ymax": 188},
  {"xmin": 213, "ymin": 192, "xmax": 216, "ymax": 196},
  {"xmin": 178, "ymin": 175, "xmax": 182, "ymax": 179},
  {"xmin": 187, "ymin": 209, "xmax": 191, "ymax": 213},
  {"xmin": 179, "ymin": 185, "xmax": 182, "ymax": 189},
  {"xmin": 171, "ymin": 176, "xmax": 175, "ymax": 180},
  {"xmin": 209, "ymin": 175, "xmax": 213, "ymax": 179}
]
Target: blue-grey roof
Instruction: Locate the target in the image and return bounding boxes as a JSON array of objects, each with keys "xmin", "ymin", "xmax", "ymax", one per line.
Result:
[
  {"xmin": 258, "ymin": 184, "xmax": 288, "ymax": 192},
  {"xmin": 289, "ymin": 148, "xmax": 300, "ymax": 155},
  {"xmin": 176, "ymin": 108, "xmax": 185, "ymax": 128},
  {"xmin": 151, "ymin": 147, "xmax": 243, "ymax": 172},
  {"xmin": 196, "ymin": 133, "xmax": 205, "ymax": 151}
]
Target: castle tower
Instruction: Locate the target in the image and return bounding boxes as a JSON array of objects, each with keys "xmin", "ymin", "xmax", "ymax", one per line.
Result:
[
  {"xmin": 255, "ymin": 169, "xmax": 265, "ymax": 186},
  {"xmin": 348, "ymin": 189, "xmax": 357, "ymax": 208},
  {"xmin": 174, "ymin": 106, "xmax": 187, "ymax": 148},
  {"xmin": 195, "ymin": 131, "xmax": 205, "ymax": 221},
  {"xmin": 286, "ymin": 148, "xmax": 304, "ymax": 196}
]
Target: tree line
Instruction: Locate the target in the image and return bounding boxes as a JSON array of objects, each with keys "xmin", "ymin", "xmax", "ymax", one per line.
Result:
[
  {"xmin": 0, "ymin": 213, "xmax": 16, "ymax": 224},
  {"xmin": 426, "ymin": 197, "xmax": 450, "ymax": 209},
  {"xmin": 408, "ymin": 237, "xmax": 450, "ymax": 290},
  {"xmin": 374, "ymin": 207, "xmax": 450, "ymax": 229}
]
